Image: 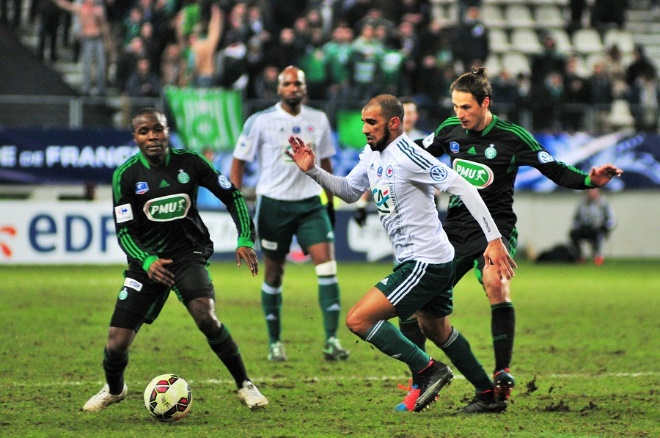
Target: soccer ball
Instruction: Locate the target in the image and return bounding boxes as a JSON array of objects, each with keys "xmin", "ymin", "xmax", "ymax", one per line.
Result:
[{"xmin": 143, "ymin": 374, "xmax": 193, "ymax": 422}]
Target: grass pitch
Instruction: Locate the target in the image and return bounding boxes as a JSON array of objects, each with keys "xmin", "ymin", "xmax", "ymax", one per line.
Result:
[{"xmin": 1, "ymin": 260, "xmax": 658, "ymax": 437}]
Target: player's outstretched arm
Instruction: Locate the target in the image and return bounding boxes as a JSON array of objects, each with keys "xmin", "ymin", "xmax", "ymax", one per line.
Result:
[
  {"xmin": 589, "ymin": 164, "xmax": 623, "ymax": 187},
  {"xmin": 483, "ymin": 239, "xmax": 517, "ymax": 280},
  {"xmin": 286, "ymin": 135, "xmax": 316, "ymax": 172},
  {"xmin": 235, "ymin": 246, "xmax": 258, "ymax": 276}
]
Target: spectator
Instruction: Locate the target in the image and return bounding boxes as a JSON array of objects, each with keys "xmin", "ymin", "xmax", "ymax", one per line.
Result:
[
  {"xmin": 188, "ymin": 3, "xmax": 222, "ymax": 88},
  {"xmin": 121, "ymin": 6, "xmax": 144, "ymax": 46},
  {"xmin": 298, "ymin": 26, "xmax": 328, "ymax": 100},
  {"xmin": 531, "ymin": 32, "xmax": 566, "ymax": 89},
  {"xmin": 452, "ymin": 6, "xmax": 489, "ymax": 72},
  {"xmin": 588, "ymin": 60, "xmax": 615, "ymax": 133},
  {"xmin": 490, "ymin": 69, "xmax": 521, "ymax": 121},
  {"xmin": 561, "ymin": 55, "xmax": 590, "ymax": 132},
  {"xmin": 625, "ymin": 44, "xmax": 657, "ymax": 88},
  {"xmin": 214, "ymin": 29, "xmax": 249, "ymax": 91},
  {"xmin": 533, "ymin": 71, "xmax": 566, "ymax": 132},
  {"xmin": 568, "ymin": 0, "xmax": 587, "ymax": 34},
  {"xmin": 602, "ymin": 44, "xmax": 626, "ymax": 90},
  {"xmin": 253, "ymin": 64, "xmax": 279, "ymax": 99},
  {"xmin": 628, "ymin": 70, "xmax": 660, "ymax": 133},
  {"xmin": 160, "ymin": 41, "xmax": 183, "ymax": 86},
  {"xmin": 114, "ymin": 35, "xmax": 145, "ymax": 93},
  {"xmin": 265, "ymin": 27, "xmax": 299, "ymax": 70},
  {"xmin": 569, "ymin": 189, "xmax": 615, "ymax": 265},
  {"xmin": 37, "ymin": 0, "xmax": 62, "ymax": 62},
  {"xmin": 348, "ymin": 21, "xmax": 384, "ymax": 103},
  {"xmin": 125, "ymin": 57, "xmax": 162, "ymax": 97},
  {"xmin": 54, "ymin": 0, "xmax": 110, "ymax": 96},
  {"xmin": 323, "ymin": 23, "xmax": 353, "ymax": 117}
]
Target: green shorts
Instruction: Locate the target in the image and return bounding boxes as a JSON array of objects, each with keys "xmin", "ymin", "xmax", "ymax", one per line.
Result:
[
  {"xmin": 453, "ymin": 228, "xmax": 518, "ymax": 286},
  {"xmin": 255, "ymin": 195, "xmax": 334, "ymax": 259},
  {"xmin": 375, "ymin": 260, "xmax": 455, "ymax": 320},
  {"xmin": 110, "ymin": 252, "xmax": 215, "ymax": 330}
]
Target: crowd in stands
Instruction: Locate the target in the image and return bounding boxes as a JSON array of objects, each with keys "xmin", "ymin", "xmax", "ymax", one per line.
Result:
[{"xmin": 4, "ymin": 0, "xmax": 659, "ymax": 133}]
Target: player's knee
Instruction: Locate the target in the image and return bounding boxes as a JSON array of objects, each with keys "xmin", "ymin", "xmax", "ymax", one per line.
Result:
[
  {"xmin": 315, "ymin": 260, "xmax": 337, "ymax": 276},
  {"xmin": 345, "ymin": 306, "xmax": 365, "ymax": 336}
]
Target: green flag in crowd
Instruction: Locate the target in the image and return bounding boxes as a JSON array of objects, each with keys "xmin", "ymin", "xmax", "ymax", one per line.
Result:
[{"xmin": 165, "ymin": 86, "xmax": 243, "ymax": 152}]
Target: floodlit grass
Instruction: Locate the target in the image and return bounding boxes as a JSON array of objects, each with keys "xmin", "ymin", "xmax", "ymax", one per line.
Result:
[{"xmin": 1, "ymin": 260, "xmax": 658, "ymax": 437}]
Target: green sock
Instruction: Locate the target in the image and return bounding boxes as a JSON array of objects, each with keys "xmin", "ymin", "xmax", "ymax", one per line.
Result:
[
  {"xmin": 261, "ymin": 282, "xmax": 282, "ymax": 344},
  {"xmin": 364, "ymin": 320, "xmax": 430, "ymax": 372},
  {"xmin": 399, "ymin": 316, "xmax": 427, "ymax": 384},
  {"xmin": 103, "ymin": 348, "xmax": 128, "ymax": 395},
  {"xmin": 439, "ymin": 328, "xmax": 492, "ymax": 393},
  {"xmin": 492, "ymin": 302, "xmax": 515, "ymax": 372},
  {"xmin": 207, "ymin": 325, "xmax": 248, "ymax": 389},
  {"xmin": 318, "ymin": 275, "xmax": 340, "ymax": 340}
]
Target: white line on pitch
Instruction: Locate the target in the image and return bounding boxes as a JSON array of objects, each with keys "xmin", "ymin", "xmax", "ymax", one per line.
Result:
[{"xmin": 9, "ymin": 371, "xmax": 660, "ymax": 387}]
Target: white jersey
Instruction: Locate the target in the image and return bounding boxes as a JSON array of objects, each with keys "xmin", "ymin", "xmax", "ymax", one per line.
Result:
[
  {"xmin": 233, "ymin": 102, "xmax": 336, "ymax": 201},
  {"xmin": 343, "ymin": 134, "xmax": 501, "ymax": 264}
]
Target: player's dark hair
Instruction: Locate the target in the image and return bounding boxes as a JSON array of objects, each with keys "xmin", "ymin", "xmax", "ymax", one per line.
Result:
[
  {"xmin": 368, "ymin": 94, "xmax": 404, "ymax": 122},
  {"xmin": 450, "ymin": 67, "xmax": 493, "ymax": 108}
]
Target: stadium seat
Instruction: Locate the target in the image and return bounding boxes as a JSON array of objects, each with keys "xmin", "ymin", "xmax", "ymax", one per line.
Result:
[
  {"xmin": 484, "ymin": 54, "xmax": 503, "ymax": 76},
  {"xmin": 504, "ymin": 5, "xmax": 536, "ymax": 28},
  {"xmin": 547, "ymin": 28, "xmax": 573, "ymax": 54},
  {"xmin": 603, "ymin": 29, "xmax": 635, "ymax": 55},
  {"xmin": 481, "ymin": 5, "xmax": 507, "ymax": 29},
  {"xmin": 572, "ymin": 28, "xmax": 604, "ymax": 55},
  {"xmin": 501, "ymin": 51, "xmax": 532, "ymax": 76},
  {"xmin": 534, "ymin": 5, "xmax": 566, "ymax": 29},
  {"xmin": 510, "ymin": 28, "xmax": 543, "ymax": 55},
  {"xmin": 489, "ymin": 28, "xmax": 512, "ymax": 54}
]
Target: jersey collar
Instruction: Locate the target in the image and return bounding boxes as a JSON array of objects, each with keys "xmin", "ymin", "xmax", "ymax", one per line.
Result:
[
  {"xmin": 138, "ymin": 148, "xmax": 171, "ymax": 169},
  {"xmin": 466, "ymin": 113, "xmax": 498, "ymax": 136}
]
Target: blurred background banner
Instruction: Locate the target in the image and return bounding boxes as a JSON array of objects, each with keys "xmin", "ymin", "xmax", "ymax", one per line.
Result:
[
  {"xmin": 513, "ymin": 131, "xmax": 660, "ymax": 191},
  {"xmin": 0, "ymin": 128, "xmax": 136, "ymax": 184},
  {"xmin": 164, "ymin": 87, "xmax": 243, "ymax": 153}
]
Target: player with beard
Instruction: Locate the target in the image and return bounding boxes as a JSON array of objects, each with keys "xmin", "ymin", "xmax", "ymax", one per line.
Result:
[
  {"xmin": 285, "ymin": 94, "xmax": 516, "ymax": 412},
  {"xmin": 395, "ymin": 67, "xmax": 622, "ymax": 412},
  {"xmin": 83, "ymin": 107, "xmax": 268, "ymax": 412},
  {"xmin": 230, "ymin": 66, "xmax": 349, "ymax": 362}
]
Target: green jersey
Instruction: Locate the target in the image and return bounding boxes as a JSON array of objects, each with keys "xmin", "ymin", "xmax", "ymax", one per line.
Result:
[
  {"xmin": 112, "ymin": 148, "xmax": 255, "ymax": 272},
  {"xmin": 422, "ymin": 115, "xmax": 591, "ymax": 255}
]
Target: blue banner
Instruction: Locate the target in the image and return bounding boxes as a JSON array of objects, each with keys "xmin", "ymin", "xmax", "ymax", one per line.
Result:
[
  {"xmin": 0, "ymin": 128, "xmax": 137, "ymax": 184},
  {"xmin": 1, "ymin": 128, "xmax": 659, "ymax": 190}
]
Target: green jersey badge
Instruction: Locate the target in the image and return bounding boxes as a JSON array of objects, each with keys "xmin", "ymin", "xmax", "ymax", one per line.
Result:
[{"xmin": 177, "ymin": 169, "xmax": 190, "ymax": 183}]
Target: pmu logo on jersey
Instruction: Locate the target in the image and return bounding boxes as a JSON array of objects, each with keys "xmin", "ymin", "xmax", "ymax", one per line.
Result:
[
  {"xmin": 136, "ymin": 182, "xmax": 149, "ymax": 194},
  {"xmin": 453, "ymin": 158, "xmax": 494, "ymax": 189},
  {"xmin": 143, "ymin": 193, "xmax": 191, "ymax": 222}
]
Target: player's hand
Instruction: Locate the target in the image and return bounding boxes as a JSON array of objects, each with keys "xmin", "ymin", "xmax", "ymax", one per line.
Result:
[
  {"xmin": 326, "ymin": 202, "xmax": 336, "ymax": 228},
  {"xmin": 589, "ymin": 164, "xmax": 623, "ymax": 187},
  {"xmin": 285, "ymin": 136, "xmax": 316, "ymax": 172},
  {"xmin": 483, "ymin": 239, "xmax": 517, "ymax": 280},
  {"xmin": 236, "ymin": 246, "xmax": 258, "ymax": 276},
  {"xmin": 148, "ymin": 258, "xmax": 175, "ymax": 287},
  {"xmin": 353, "ymin": 207, "xmax": 367, "ymax": 227}
]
